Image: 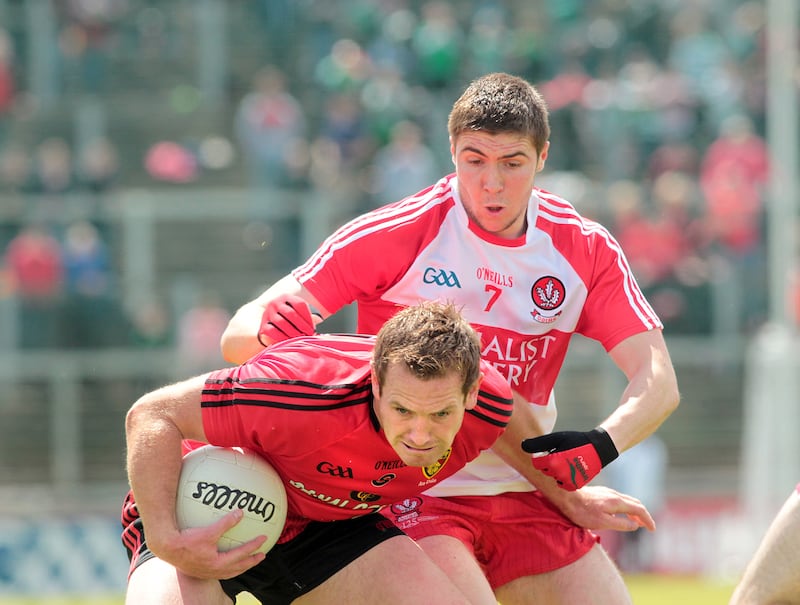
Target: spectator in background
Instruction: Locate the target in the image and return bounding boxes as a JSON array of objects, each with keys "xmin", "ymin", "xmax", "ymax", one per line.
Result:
[
  {"xmin": 369, "ymin": 119, "xmax": 440, "ymax": 207},
  {"xmin": 537, "ymin": 58, "xmax": 592, "ymax": 171},
  {"xmin": 28, "ymin": 137, "xmax": 77, "ymax": 197},
  {"xmin": 3, "ymin": 223, "xmax": 64, "ymax": 348},
  {"xmin": 234, "ymin": 65, "xmax": 307, "ymax": 191},
  {"xmin": 646, "ymin": 138, "xmax": 700, "ymax": 183},
  {"xmin": 55, "ymin": 0, "xmax": 128, "ymax": 95},
  {"xmin": 128, "ymin": 294, "xmax": 172, "ymax": 349},
  {"xmin": 59, "ymin": 219, "xmax": 128, "ymax": 347},
  {"xmin": 62, "ymin": 219, "xmax": 111, "ymax": 298},
  {"xmin": 465, "ymin": 5, "xmax": 512, "ymax": 76},
  {"xmin": 359, "ymin": 65, "xmax": 418, "ymax": 148},
  {"xmin": 318, "ymin": 91, "xmax": 374, "ymax": 170},
  {"xmin": 310, "ymin": 91, "xmax": 376, "ymax": 218},
  {"xmin": 666, "ymin": 6, "xmax": 736, "ymax": 131},
  {"xmin": 76, "ymin": 136, "xmax": 119, "ymax": 194},
  {"xmin": 606, "ymin": 179, "xmax": 661, "ymax": 284},
  {"xmin": 0, "ymin": 145, "xmax": 33, "ymax": 195},
  {"xmin": 648, "ymin": 171, "xmax": 712, "ymax": 334},
  {"xmin": 411, "ymin": 1, "xmax": 463, "ymax": 90},
  {"xmin": 700, "ymin": 113, "xmax": 768, "ymax": 256},
  {"xmin": 607, "ymin": 174, "xmax": 711, "ymax": 335},
  {"xmin": 700, "ymin": 113, "xmax": 769, "ymax": 332}
]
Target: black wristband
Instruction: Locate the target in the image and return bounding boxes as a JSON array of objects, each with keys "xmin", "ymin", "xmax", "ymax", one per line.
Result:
[{"xmin": 587, "ymin": 427, "xmax": 619, "ymax": 467}]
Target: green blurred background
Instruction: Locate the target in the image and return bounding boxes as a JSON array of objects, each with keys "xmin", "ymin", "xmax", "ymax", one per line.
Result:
[{"xmin": 0, "ymin": 0, "xmax": 796, "ymax": 601}]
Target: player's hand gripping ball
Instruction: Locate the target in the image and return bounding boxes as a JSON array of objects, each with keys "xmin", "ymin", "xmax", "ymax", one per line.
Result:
[
  {"xmin": 521, "ymin": 428, "xmax": 619, "ymax": 491},
  {"xmin": 176, "ymin": 445, "xmax": 288, "ymax": 554},
  {"xmin": 258, "ymin": 294, "xmax": 320, "ymax": 345}
]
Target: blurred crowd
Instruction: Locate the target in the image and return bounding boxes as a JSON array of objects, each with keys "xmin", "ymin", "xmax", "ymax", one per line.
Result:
[{"xmin": 0, "ymin": 0, "xmax": 792, "ymax": 350}]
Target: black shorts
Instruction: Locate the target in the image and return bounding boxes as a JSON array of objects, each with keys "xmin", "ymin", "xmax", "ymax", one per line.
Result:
[{"xmin": 121, "ymin": 492, "xmax": 404, "ymax": 604}]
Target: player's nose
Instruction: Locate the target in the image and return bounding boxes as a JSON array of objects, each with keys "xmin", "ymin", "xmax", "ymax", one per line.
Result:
[
  {"xmin": 482, "ymin": 164, "xmax": 504, "ymax": 193},
  {"xmin": 406, "ymin": 418, "xmax": 434, "ymax": 446}
]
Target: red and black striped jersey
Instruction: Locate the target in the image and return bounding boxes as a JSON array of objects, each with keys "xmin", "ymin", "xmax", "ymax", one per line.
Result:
[{"xmin": 201, "ymin": 333, "xmax": 513, "ymax": 541}]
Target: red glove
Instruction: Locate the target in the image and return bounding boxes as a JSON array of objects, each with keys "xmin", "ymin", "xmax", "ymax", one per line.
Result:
[
  {"xmin": 521, "ymin": 428, "xmax": 619, "ymax": 491},
  {"xmin": 258, "ymin": 295, "xmax": 318, "ymax": 345}
]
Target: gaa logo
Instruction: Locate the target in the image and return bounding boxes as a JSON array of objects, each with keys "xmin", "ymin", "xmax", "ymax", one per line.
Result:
[
  {"xmin": 316, "ymin": 461, "xmax": 354, "ymax": 478},
  {"xmin": 423, "ymin": 267, "xmax": 461, "ymax": 288}
]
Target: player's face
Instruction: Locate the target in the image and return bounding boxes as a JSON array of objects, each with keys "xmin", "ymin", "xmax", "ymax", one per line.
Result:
[
  {"xmin": 372, "ymin": 363, "xmax": 480, "ymax": 468},
  {"xmin": 451, "ymin": 131, "xmax": 548, "ymax": 239}
]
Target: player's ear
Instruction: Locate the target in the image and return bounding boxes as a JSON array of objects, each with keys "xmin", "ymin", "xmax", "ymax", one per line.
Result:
[
  {"xmin": 370, "ymin": 366, "xmax": 381, "ymax": 399},
  {"xmin": 464, "ymin": 372, "xmax": 484, "ymax": 410},
  {"xmin": 536, "ymin": 141, "xmax": 550, "ymax": 172},
  {"xmin": 449, "ymin": 136, "xmax": 456, "ymax": 166}
]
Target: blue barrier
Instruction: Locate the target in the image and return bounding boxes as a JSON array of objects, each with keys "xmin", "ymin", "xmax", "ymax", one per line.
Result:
[{"xmin": 0, "ymin": 516, "xmax": 128, "ymax": 596}]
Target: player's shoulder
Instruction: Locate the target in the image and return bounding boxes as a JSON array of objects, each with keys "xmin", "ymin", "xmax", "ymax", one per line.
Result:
[
  {"xmin": 360, "ymin": 174, "xmax": 457, "ymax": 224},
  {"xmin": 535, "ymin": 187, "xmax": 596, "ymax": 227},
  {"xmin": 267, "ymin": 333, "xmax": 375, "ymax": 361},
  {"xmin": 533, "ymin": 187, "xmax": 619, "ymax": 247},
  {"xmin": 231, "ymin": 333, "xmax": 375, "ymax": 386}
]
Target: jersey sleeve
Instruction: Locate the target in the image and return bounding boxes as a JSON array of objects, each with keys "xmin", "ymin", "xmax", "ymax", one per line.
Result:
[
  {"xmin": 292, "ymin": 177, "xmax": 456, "ymax": 316},
  {"xmin": 472, "ymin": 360, "xmax": 515, "ymax": 427},
  {"xmin": 576, "ymin": 225, "xmax": 663, "ymax": 351}
]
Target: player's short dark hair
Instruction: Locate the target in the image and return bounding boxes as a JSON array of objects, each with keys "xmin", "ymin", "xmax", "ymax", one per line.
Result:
[
  {"xmin": 448, "ymin": 72, "xmax": 550, "ymax": 154},
  {"xmin": 372, "ymin": 301, "xmax": 481, "ymax": 397}
]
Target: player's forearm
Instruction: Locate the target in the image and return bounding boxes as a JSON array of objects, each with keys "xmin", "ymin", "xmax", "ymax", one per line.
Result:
[
  {"xmin": 220, "ymin": 302, "xmax": 266, "ymax": 364},
  {"xmin": 601, "ymin": 331, "xmax": 679, "ymax": 453},
  {"xmin": 125, "ymin": 377, "xmax": 210, "ymax": 553},
  {"xmin": 599, "ymin": 362, "xmax": 679, "ymax": 454},
  {"xmin": 125, "ymin": 396, "xmax": 186, "ymax": 552}
]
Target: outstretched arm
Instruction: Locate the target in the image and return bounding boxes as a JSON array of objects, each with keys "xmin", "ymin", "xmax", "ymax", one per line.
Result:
[{"xmin": 220, "ymin": 274, "xmax": 327, "ymax": 364}]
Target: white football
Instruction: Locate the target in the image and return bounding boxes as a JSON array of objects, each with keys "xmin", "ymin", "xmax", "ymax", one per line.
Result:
[{"xmin": 176, "ymin": 445, "xmax": 288, "ymax": 554}]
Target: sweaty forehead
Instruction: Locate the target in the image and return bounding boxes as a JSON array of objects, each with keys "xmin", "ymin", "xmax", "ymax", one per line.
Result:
[{"xmin": 454, "ymin": 131, "xmax": 535, "ymax": 157}]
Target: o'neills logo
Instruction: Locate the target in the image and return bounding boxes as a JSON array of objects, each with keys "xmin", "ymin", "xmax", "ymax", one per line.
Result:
[
  {"xmin": 192, "ymin": 481, "xmax": 278, "ymax": 522},
  {"xmin": 422, "ymin": 448, "xmax": 452, "ymax": 479}
]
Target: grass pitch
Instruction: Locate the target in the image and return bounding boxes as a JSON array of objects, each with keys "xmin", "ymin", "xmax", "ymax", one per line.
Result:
[{"xmin": 0, "ymin": 574, "xmax": 736, "ymax": 604}]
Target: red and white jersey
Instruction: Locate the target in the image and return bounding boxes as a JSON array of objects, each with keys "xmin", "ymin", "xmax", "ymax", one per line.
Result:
[
  {"xmin": 201, "ymin": 333, "xmax": 513, "ymax": 541},
  {"xmin": 293, "ymin": 174, "xmax": 661, "ymax": 496}
]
